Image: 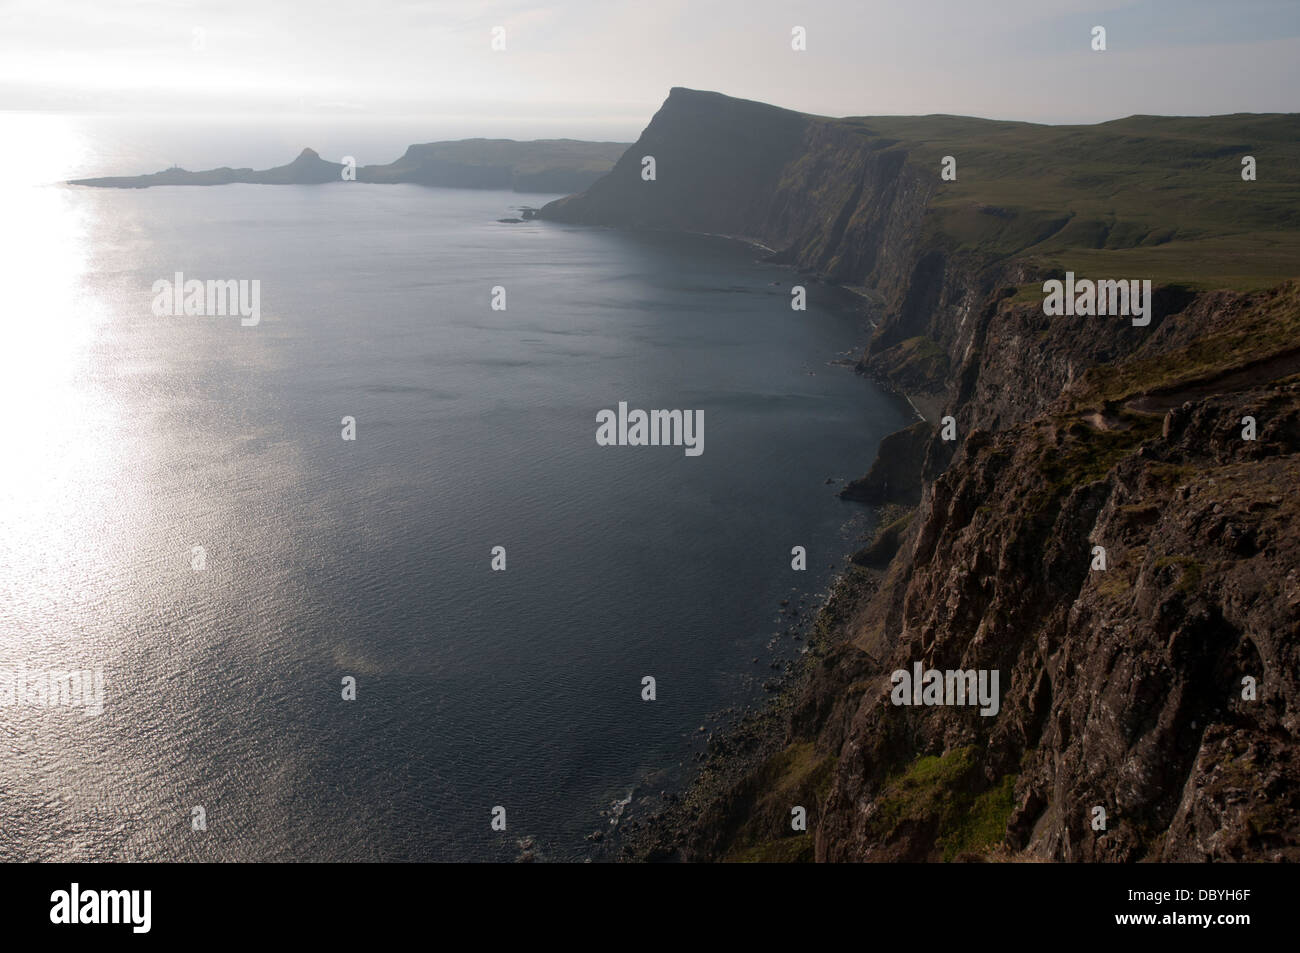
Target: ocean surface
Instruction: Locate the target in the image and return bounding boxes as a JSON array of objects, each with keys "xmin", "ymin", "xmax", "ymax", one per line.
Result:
[{"xmin": 0, "ymin": 114, "xmax": 907, "ymax": 861}]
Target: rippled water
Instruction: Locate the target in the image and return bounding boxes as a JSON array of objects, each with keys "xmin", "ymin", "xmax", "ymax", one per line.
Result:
[{"xmin": 0, "ymin": 115, "xmax": 907, "ymax": 860}]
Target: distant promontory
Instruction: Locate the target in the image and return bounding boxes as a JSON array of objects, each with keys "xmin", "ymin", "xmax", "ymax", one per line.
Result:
[{"xmin": 68, "ymin": 139, "xmax": 629, "ymax": 193}]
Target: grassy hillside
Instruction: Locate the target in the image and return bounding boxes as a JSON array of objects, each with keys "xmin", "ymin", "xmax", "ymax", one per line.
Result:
[{"xmin": 831, "ymin": 112, "xmax": 1300, "ymax": 290}]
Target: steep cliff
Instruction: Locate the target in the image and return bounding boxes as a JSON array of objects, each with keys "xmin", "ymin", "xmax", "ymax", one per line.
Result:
[
  {"xmin": 540, "ymin": 88, "xmax": 935, "ymax": 301},
  {"xmin": 814, "ymin": 284, "xmax": 1300, "ymax": 862},
  {"xmin": 541, "ymin": 88, "xmax": 1300, "ymax": 862}
]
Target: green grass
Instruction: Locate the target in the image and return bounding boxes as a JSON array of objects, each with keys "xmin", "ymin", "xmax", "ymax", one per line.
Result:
[
  {"xmin": 939, "ymin": 773, "xmax": 1018, "ymax": 860},
  {"xmin": 753, "ymin": 741, "xmax": 837, "ymax": 802},
  {"xmin": 818, "ymin": 112, "xmax": 1300, "ymax": 289},
  {"xmin": 719, "ymin": 741, "xmax": 836, "ymax": 863},
  {"xmin": 1153, "ymin": 555, "xmax": 1204, "ymax": 594},
  {"xmin": 1073, "ymin": 282, "xmax": 1300, "ymax": 404},
  {"xmin": 1039, "ymin": 413, "xmax": 1164, "ymax": 489},
  {"xmin": 871, "ymin": 747, "xmax": 1017, "ymax": 861}
]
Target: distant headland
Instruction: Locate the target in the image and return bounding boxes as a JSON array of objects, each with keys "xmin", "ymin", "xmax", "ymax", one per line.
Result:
[{"xmin": 68, "ymin": 139, "xmax": 629, "ymax": 193}]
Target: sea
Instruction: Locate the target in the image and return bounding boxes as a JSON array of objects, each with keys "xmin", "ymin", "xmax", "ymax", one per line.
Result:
[{"xmin": 0, "ymin": 113, "xmax": 907, "ymax": 861}]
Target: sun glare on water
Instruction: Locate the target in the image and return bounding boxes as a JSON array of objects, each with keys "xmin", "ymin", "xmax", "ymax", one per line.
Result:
[{"xmin": 0, "ymin": 113, "xmax": 124, "ymax": 670}]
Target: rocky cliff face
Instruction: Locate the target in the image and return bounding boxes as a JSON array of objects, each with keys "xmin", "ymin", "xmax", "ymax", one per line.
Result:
[
  {"xmin": 818, "ymin": 287, "xmax": 1300, "ymax": 861},
  {"xmin": 540, "ymin": 88, "xmax": 934, "ymax": 300},
  {"xmin": 550, "ymin": 88, "xmax": 1299, "ymax": 862}
]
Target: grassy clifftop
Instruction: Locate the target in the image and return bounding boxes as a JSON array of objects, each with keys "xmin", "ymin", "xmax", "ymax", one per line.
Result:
[
  {"xmin": 545, "ymin": 89, "xmax": 1299, "ymax": 292},
  {"xmin": 837, "ymin": 111, "xmax": 1300, "ymax": 289}
]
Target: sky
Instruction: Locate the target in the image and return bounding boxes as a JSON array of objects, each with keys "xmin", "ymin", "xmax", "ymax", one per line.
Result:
[{"xmin": 2, "ymin": 0, "xmax": 1298, "ymax": 136}]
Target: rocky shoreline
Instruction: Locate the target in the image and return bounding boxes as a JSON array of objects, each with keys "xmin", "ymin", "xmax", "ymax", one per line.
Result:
[
  {"xmin": 614, "ymin": 554, "xmax": 886, "ymax": 861},
  {"xmin": 606, "ymin": 332, "xmax": 925, "ymax": 862},
  {"xmin": 609, "ymin": 365, "xmax": 924, "ymax": 863},
  {"xmin": 603, "ymin": 267, "xmax": 916, "ymax": 862}
]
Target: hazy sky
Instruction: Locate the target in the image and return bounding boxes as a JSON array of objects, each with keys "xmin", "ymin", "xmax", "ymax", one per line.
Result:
[{"xmin": 2, "ymin": 0, "xmax": 1298, "ymax": 133}]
